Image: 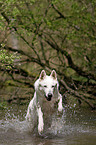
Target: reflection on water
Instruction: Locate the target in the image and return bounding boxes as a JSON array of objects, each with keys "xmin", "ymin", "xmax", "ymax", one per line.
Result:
[{"xmin": 0, "ymin": 104, "xmax": 96, "ymax": 145}]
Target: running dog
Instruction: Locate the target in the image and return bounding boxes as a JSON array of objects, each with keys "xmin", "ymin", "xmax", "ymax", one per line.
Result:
[{"xmin": 26, "ymin": 70, "xmax": 63, "ymax": 134}]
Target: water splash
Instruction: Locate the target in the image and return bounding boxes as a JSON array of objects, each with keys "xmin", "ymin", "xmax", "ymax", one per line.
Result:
[{"xmin": 0, "ymin": 105, "xmax": 96, "ymax": 140}]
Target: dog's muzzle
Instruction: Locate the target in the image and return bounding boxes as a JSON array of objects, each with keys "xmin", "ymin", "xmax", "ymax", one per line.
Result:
[{"xmin": 45, "ymin": 93, "xmax": 52, "ymax": 101}]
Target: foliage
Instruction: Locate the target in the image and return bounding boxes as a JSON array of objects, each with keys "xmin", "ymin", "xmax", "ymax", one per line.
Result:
[
  {"xmin": 0, "ymin": 102, "xmax": 7, "ymax": 110},
  {"xmin": 0, "ymin": 49, "xmax": 20, "ymax": 70},
  {"xmin": 0, "ymin": 0, "xmax": 96, "ymax": 109}
]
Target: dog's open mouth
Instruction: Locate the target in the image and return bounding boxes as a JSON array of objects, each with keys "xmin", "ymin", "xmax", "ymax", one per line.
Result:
[
  {"xmin": 45, "ymin": 94, "xmax": 52, "ymax": 101},
  {"xmin": 46, "ymin": 97, "xmax": 51, "ymax": 101}
]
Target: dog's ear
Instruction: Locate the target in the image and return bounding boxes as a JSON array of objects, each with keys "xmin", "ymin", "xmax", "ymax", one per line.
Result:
[
  {"xmin": 39, "ymin": 70, "xmax": 46, "ymax": 80},
  {"xmin": 50, "ymin": 70, "xmax": 57, "ymax": 80}
]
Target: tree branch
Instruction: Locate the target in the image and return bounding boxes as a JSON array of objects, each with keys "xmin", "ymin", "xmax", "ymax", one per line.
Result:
[
  {"xmin": 51, "ymin": 3, "xmax": 66, "ymax": 19},
  {"xmin": 60, "ymin": 79, "xmax": 95, "ymax": 109},
  {"xmin": 43, "ymin": 35, "xmax": 96, "ymax": 81}
]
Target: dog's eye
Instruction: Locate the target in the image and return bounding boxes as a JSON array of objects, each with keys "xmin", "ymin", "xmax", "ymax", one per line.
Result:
[
  {"xmin": 44, "ymin": 85, "xmax": 47, "ymax": 88},
  {"xmin": 52, "ymin": 85, "xmax": 55, "ymax": 88}
]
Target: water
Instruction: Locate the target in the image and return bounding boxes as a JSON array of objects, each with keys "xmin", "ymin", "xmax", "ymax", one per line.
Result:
[{"xmin": 0, "ymin": 104, "xmax": 96, "ymax": 145}]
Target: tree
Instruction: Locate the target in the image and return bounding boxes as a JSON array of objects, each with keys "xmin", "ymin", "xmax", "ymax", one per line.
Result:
[{"xmin": 0, "ymin": 0, "xmax": 96, "ymax": 109}]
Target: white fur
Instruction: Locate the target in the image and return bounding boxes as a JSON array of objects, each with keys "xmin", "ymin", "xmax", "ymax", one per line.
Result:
[
  {"xmin": 37, "ymin": 106, "xmax": 44, "ymax": 134},
  {"xmin": 26, "ymin": 70, "xmax": 63, "ymax": 134}
]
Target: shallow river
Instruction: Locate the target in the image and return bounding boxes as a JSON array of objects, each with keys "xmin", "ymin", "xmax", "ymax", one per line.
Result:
[{"xmin": 0, "ymin": 104, "xmax": 96, "ymax": 145}]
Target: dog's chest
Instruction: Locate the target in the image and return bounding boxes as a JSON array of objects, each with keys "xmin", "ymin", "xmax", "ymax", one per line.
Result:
[
  {"xmin": 41, "ymin": 97, "xmax": 58, "ymax": 115},
  {"xmin": 40, "ymin": 98, "xmax": 58, "ymax": 127}
]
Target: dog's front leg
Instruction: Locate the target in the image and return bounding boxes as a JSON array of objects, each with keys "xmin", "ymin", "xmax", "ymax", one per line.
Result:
[
  {"xmin": 37, "ymin": 106, "xmax": 44, "ymax": 134},
  {"xmin": 58, "ymin": 93, "xmax": 63, "ymax": 112}
]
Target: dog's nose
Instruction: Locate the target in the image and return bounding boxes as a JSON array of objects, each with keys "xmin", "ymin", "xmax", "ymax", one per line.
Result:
[{"xmin": 48, "ymin": 93, "xmax": 52, "ymax": 98}]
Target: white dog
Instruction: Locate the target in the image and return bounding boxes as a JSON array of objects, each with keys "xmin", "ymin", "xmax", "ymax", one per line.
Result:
[{"xmin": 26, "ymin": 70, "xmax": 63, "ymax": 134}]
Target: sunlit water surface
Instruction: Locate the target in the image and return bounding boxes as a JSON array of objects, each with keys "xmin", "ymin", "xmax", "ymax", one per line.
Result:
[{"xmin": 0, "ymin": 104, "xmax": 96, "ymax": 145}]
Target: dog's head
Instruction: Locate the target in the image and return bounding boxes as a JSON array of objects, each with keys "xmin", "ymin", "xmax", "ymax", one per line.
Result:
[{"xmin": 37, "ymin": 70, "xmax": 59, "ymax": 101}]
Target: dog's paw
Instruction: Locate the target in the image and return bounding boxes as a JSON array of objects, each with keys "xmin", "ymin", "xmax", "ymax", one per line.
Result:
[
  {"xmin": 38, "ymin": 123, "xmax": 44, "ymax": 134},
  {"xmin": 58, "ymin": 106, "xmax": 63, "ymax": 112}
]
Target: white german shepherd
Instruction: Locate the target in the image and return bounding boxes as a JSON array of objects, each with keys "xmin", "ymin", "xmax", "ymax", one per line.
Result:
[{"xmin": 26, "ymin": 70, "xmax": 63, "ymax": 134}]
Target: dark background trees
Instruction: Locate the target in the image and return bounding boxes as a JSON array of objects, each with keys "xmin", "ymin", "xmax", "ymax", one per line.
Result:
[{"xmin": 0, "ymin": 0, "xmax": 96, "ymax": 109}]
